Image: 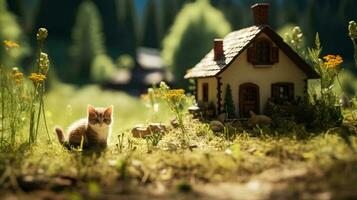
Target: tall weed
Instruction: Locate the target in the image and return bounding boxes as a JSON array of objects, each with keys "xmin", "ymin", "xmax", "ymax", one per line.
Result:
[{"xmin": 0, "ymin": 28, "xmax": 51, "ymax": 148}]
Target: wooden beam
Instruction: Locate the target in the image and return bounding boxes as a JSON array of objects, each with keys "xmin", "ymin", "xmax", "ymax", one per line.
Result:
[{"xmin": 194, "ymin": 79, "xmax": 198, "ymax": 101}]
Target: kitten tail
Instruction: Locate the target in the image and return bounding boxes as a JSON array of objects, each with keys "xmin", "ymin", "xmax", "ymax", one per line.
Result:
[{"xmin": 55, "ymin": 127, "xmax": 65, "ymax": 145}]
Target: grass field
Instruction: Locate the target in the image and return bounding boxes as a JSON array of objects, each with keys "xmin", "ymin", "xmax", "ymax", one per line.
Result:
[{"xmin": 1, "ymin": 85, "xmax": 357, "ymax": 200}]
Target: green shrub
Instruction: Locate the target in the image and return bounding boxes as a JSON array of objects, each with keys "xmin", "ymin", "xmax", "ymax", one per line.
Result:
[
  {"xmin": 90, "ymin": 54, "xmax": 116, "ymax": 83},
  {"xmin": 298, "ymin": 98, "xmax": 343, "ymax": 130},
  {"xmin": 264, "ymin": 96, "xmax": 343, "ymax": 131},
  {"xmin": 116, "ymin": 54, "xmax": 135, "ymax": 70}
]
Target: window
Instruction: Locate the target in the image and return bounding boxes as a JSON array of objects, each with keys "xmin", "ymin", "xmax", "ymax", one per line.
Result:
[
  {"xmin": 271, "ymin": 83, "xmax": 294, "ymax": 104},
  {"xmin": 202, "ymin": 83, "xmax": 209, "ymax": 102},
  {"xmin": 247, "ymin": 38, "xmax": 279, "ymax": 65},
  {"xmin": 255, "ymin": 39, "xmax": 271, "ymax": 64}
]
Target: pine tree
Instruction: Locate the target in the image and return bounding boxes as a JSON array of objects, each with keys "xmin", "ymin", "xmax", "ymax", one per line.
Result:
[
  {"xmin": 94, "ymin": 0, "xmax": 119, "ymax": 48},
  {"xmin": 69, "ymin": 0, "xmax": 105, "ymax": 82},
  {"xmin": 142, "ymin": 0, "xmax": 161, "ymax": 48},
  {"xmin": 160, "ymin": 0, "xmax": 180, "ymax": 34},
  {"xmin": 213, "ymin": 0, "xmax": 246, "ymax": 29},
  {"xmin": 162, "ymin": 0, "xmax": 231, "ymax": 88},
  {"xmin": 34, "ymin": 0, "xmax": 80, "ymax": 38},
  {"xmin": 224, "ymin": 84, "xmax": 235, "ymax": 118},
  {"xmin": 116, "ymin": 0, "xmax": 137, "ymax": 56}
]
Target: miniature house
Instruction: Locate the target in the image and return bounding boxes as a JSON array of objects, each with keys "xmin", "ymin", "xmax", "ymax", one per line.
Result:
[{"xmin": 184, "ymin": 3, "xmax": 320, "ymax": 118}]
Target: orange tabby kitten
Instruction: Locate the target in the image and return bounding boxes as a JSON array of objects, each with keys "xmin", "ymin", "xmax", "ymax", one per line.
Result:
[{"xmin": 55, "ymin": 105, "xmax": 113, "ymax": 149}]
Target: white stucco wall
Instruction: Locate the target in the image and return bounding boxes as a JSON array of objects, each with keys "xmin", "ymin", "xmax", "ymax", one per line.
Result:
[{"xmin": 197, "ymin": 77, "xmax": 217, "ymax": 105}]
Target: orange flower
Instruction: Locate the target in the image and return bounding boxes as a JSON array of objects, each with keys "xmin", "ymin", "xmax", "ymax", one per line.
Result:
[
  {"xmin": 3, "ymin": 40, "xmax": 20, "ymax": 49},
  {"xmin": 12, "ymin": 72, "xmax": 24, "ymax": 85},
  {"xmin": 11, "ymin": 68, "xmax": 23, "ymax": 85},
  {"xmin": 28, "ymin": 73, "xmax": 46, "ymax": 84},
  {"xmin": 12, "ymin": 72, "xmax": 23, "ymax": 79},
  {"xmin": 323, "ymin": 54, "xmax": 343, "ymax": 69}
]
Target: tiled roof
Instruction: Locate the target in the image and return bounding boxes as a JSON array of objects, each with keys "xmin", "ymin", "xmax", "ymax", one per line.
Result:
[
  {"xmin": 184, "ymin": 25, "xmax": 320, "ymax": 79},
  {"xmin": 184, "ymin": 25, "xmax": 264, "ymax": 79}
]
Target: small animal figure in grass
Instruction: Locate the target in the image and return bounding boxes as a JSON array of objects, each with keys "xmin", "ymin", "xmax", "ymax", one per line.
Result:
[
  {"xmin": 55, "ymin": 105, "xmax": 113, "ymax": 150},
  {"xmin": 248, "ymin": 110, "xmax": 272, "ymax": 127}
]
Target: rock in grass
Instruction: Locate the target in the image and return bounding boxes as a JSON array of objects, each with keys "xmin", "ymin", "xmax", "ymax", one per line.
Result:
[
  {"xmin": 131, "ymin": 125, "xmax": 150, "ymax": 138},
  {"xmin": 231, "ymin": 120, "xmax": 243, "ymax": 129},
  {"xmin": 210, "ymin": 120, "xmax": 225, "ymax": 132},
  {"xmin": 248, "ymin": 111, "xmax": 272, "ymax": 127},
  {"xmin": 217, "ymin": 113, "xmax": 227, "ymax": 123},
  {"xmin": 132, "ymin": 123, "xmax": 167, "ymax": 138},
  {"xmin": 148, "ymin": 123, "xmax": 167, "ymax": 133},
  {"xmin": 170, "ymin": 117, "xmax": 180, "ymax": 128}
]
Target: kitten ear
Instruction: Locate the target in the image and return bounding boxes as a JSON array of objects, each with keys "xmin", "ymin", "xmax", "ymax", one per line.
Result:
[
  {"xmin": 104, "ymin": 105, "xmax": 113, "ymax": 116},
  {"xmin": 87, "ymin": 104, "xmax": 96, "ymax": 117}
]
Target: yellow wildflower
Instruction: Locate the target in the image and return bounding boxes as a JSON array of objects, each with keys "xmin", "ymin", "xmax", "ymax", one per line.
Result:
[
  {"xmin": 323, "ymin": 54, "xmax": 343, "ymax": 69},
  {"xmin": 164, "ymin": 89, "xmax": 185, "ymax": 101},
  {"xmin": 12, "ymin": 71, "xmax": 24, "ymax": 79},
  {"xmin": 141, "ymin": 90, "xmax": 161, "ymax": 102},
  {"xmin": 13, "ymin": 72, "xmax": 23, "ymax": 79},
  {"xmin": 11, "ymin": 67, "xmax": 23, "ymax": 85},
  {"xmin": 3, "ymin": 40, "xmax": 20, "ymax": 49},
  {"xmin": 28, "ymin": 73, "xmax": 46, "ymax": 84}
]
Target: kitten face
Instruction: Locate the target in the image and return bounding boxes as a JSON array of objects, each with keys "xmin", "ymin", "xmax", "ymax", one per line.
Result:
[{"xmin": 87, "ymin": 105, "xmax": 113, "ymax": 127}]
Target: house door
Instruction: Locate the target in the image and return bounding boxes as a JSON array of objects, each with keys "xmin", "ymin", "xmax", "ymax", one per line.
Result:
[{"xmin": 239, "ymin": 83, "xmax": 259, "ymax": 117}]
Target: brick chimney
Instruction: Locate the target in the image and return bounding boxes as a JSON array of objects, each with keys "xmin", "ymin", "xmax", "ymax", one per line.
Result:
[
  {"xmin": 213, "ymin": 39, "xmax": 223, "ymax": 60},
  {"xmin": 251, "ymin": 3, "xmax": 269, "ymax": 25}
]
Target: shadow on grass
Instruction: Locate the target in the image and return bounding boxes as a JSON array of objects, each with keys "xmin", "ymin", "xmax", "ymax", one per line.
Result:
[
  {"xmin": 268, "ymin": 159, "xmax": 357, "ymax": 200},
  {"xmin": 326, "ymin": 124, "xmax": 357, "ymax": 152}
]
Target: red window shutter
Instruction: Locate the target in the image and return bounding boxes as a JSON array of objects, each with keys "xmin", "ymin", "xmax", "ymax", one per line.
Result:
[
  {"xmin": 271, "ymin": 47, "xmax": 279, "ymax": 63},
  {"xmin": 202, "ymin": 83, "xmax": 209, "ymax": 102},
  {"xmin": 247, "ymin": 46, "xmax": 256, "ymax": 64}
]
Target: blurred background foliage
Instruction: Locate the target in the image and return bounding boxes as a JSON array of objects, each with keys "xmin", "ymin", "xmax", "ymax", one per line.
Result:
[
  {"xmin": 1, "ymin": 0, "xmax": 357, "ymax": 88},
  {"xmin": 0, "ymin": 0, "xmax": 29, "ymax": 69},
  {"xmin": 162, "ymin": 0, "xmax": 231, "ymax": 88}
]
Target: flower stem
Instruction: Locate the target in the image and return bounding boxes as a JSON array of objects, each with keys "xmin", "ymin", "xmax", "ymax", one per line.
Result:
[
  {"xmin": 41, "ymin": 86, "xmax": 51, "ymax": 142},
  {"xmin": 9, "ymin": 83, "xmax": 15, "ymax": 145},
  {"xmin": 29, "ymin": 84, "xmax": 38, "ymax": 143},
  {"xmin": 34, "ymin": 84, "xmax": 44, "ymax": 141},
  {"xmin": 352, "ymin": 39, "xmax": 357, "ymax": 68},
  {"xmin": 0, "ymin": 71, "xmax": 5, "ymax": 148}
]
